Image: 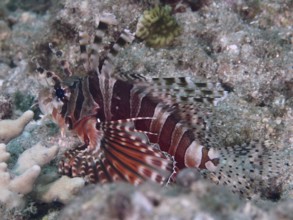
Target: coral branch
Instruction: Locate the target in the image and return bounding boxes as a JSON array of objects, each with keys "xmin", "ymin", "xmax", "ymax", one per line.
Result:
[
  {"xmin": 13, "ymin": 143, "xmax": 59, "ymax": 174},
  {"xmin": 0, "ymin": 143, "xmax": 59, "ymax": 209},
  {"xmin": 9, "ymin": 165, "xmax": 41, "ymax": 194},
  {"xmin": 37, "ymin": 176, "xmax": 85, "ymax": 204},
  {"xmin": 0, "ymin": 143, "xmax": 10, "ymax": 162},
  {"xmin": 0, "ymin": 110, "xmax": 34, "ymax": 144}
]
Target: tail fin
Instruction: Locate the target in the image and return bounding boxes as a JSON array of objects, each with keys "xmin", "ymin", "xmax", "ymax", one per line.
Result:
[{"xmin": 205, "ymin": 140, "xmax": 291, "ymax": 200}]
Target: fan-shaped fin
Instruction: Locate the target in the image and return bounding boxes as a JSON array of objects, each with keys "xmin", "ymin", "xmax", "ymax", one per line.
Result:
[
  {"xmin": 59, "ymin": 118, "xmax": 176, "ymax": 185},
  {"xmin": 98, "ymin": 118, "xmax": 176, "ymax": 185}
]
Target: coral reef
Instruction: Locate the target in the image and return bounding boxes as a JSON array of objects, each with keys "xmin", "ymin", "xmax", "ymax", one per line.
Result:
[
  {"xmin": 0, "ymin": 95, "xmax": 12, "ymax": 119},
  {"xmin": 59, "ymin": 168, "xmax": 293, "ymax": 220},
  {"xmin": 160, "ymin": 0, "xmax": 211, "ymax": 12},
  {"xmin": 0, "ymin": 109, "xmax": 82, "ymax": 211},
  {"xmin": 36, "ymin": 176, "xmax": 85, "ymax": 204},
  {"xmin": 0, "ymin": 143, "xmax": 57, "ymax": 209},
  {"xmin": 0, "ymin": 110, "xmax": 34, "ymax": 144},
  {"xmin": 13, "ymin": 142, "xmax": 59, "ymax": 174},
  {"xmin": 13, "ymin": 91, "xmax": 35, "ymax": 113},
  {"xmin": 0, "ymin": 0, "xmax": 292, "ymax": 219},
  {"xmin": 136, "ymin": 5, "xmax": 181, "ymax": 47}
]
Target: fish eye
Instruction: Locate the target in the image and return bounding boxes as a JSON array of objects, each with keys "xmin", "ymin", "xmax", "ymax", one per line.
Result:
[
  {"xmin": 36, "ymin": 67, "xmax": 45, "ymax": 74},
  {"xmin": 55, "ymin": 87, "xmax": 65, "ymax": 100}
]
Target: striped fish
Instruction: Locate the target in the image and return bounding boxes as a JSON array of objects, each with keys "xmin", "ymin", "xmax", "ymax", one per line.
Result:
[{"xmin": 36, "ymin": 13, "xmax": 287, "ymax": 197}]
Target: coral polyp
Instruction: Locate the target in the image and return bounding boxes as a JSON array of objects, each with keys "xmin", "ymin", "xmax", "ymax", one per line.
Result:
[{"xmin": 135, "ymin": 5, "xmax": 181, "ymax": 47}]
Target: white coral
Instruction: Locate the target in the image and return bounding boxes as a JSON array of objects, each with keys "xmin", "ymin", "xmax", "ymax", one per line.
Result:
[
  {"xmin": 37, "ymin": 175, "xmax": 85, "ymax": 204},
  {"xmin": 0, "ymin": 143, "xmax": 10, "ymax": 162},
  {"xmin": 0, "ymin": 143, "xmax": 59, "ymax": 209},
  {"xmin": 0, "ymin": 110, "xmax": 34, "ymax": 144},
  {"xmin": 13, "ymin": 142, "xmax": 59, "ymax": 174},
  {"xmin": 0, "ymin": 109, "xmax": 85, "ymax": 207}
]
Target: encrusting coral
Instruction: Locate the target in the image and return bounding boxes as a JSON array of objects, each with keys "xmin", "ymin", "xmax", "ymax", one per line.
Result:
[
  {"xmin": 0, "ymin": 110, "xmax": 34, "ymax": 144},
  {"xmin": 135, "ymin": 5, "xmax": 181, "ymax": 47}
]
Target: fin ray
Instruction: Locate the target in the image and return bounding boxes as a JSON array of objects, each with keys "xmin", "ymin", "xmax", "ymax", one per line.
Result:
[{"xmin": 99, "ymin": 118, "xmax": 176, "ymax": 185}]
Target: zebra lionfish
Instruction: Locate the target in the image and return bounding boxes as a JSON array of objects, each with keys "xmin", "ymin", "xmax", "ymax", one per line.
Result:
[{"xmin": 36, "ymin": 13, "xmax": 285, "ymax": 197}]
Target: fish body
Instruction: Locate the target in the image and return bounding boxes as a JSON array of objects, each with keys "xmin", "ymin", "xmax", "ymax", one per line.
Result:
[
  {"xmin": 36, "ymin": 13, "xmax": 288, "ymax": 198},
  {"xmin": 39, "ymin": 63, "xmax": 224, "ymax": 185}
]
